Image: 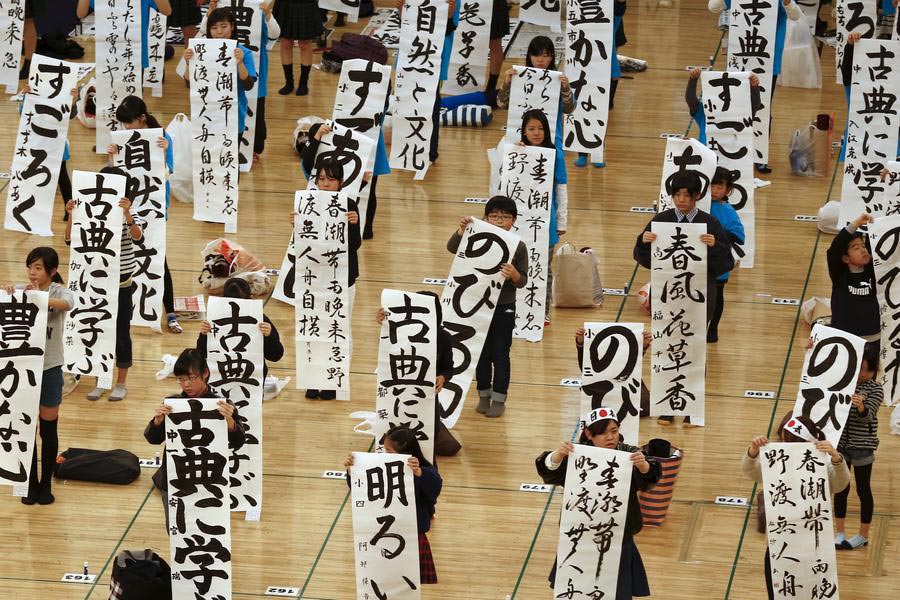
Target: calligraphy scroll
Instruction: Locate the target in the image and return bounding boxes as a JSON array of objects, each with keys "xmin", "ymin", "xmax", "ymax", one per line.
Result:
[
  {"xmin": 391, "ymin": 0, "xmax": 448, "ymax": 180},
  {"xmin": 760, "ymin": 442, "xmax": 840, "ymax": 599},
  {"xmin": 144, "ymin": 8, "xmax": 166, "ymax": 97},
  {"xmin": 580, "ymin": 322, "xmax": 643, "ymax": 446},
  {"xmin": 791, "ymin": 323, "xmax": 865, "ymax": 446},
  {"xmin": 555, "ymin": 445, "xmax": 633, "ymax": 598},
  {"xmin": 63, "ymin": 171, "xmax": 125, "ymax": 390},
  {"xmin": 0, "ymin": 289, "xmax": 48, "ymax": 486},
  {"xmin": 190, "ymin": 38, "xmax": 240, "ymax": 231},
  {"xmin": 657, "ymin": 137, "xmax": 716, "ymax": 213},
  {"xmin": 702, "ymin": 70, "xmax": 755, "ymax": 267},
  {"xmin": 4, "ymin": 94, "xmax": 72, "ymax": 236},
  {"xmin": 839, "ymin": 39, "xmax": 900, "ymax": 226},
  {"xmin": 27, "ymin": 54, "xmax": 85, "ymax": 102},
  {"xmin": 294, "ymin": 190, "xmax": 351, "ymax": 392},
  {"xmin": 520, "ymin": 0, "xmax": 561, "ymax": 31},
  {"xmin": 321, "ymin": 0, "xmax": 361, "ymax": 22},
  {"xmin": 217, "ymin": 0, "xmax": 263, "ymax": 173},
  {"xmin": 868, "ymin": 215, "xmax": 900, "ymax": 405},
  {"xmin": 375, "ymin": 290, "xmax": 438, "ymax": 462},
  {"xmin": 111, "ymin": 128, "xmax": 167, "ymax": 331},
  {"xmin": 499, "ymin": 142, "xmax": 554, "ymax": 342},
  {"xmin": 726, "ymin": 0, "xmax": 777, "ymax": 164},
  {"xmin": 205, "ymin": 296, "xmax": 264, "ymax": 512},
  {"xmin": 443, "ymin": 0, "xmax": 493, "ymax": 95},
  {"xmin": 0, "ymin": 0, "xmax": 24, "ymax": 92},
  {"xmin": 94, "ymin": 0, "xmax": 142, "ymax": 154},
  {"xmin": 506, "ymin": 66, "xmax": 562, "ymax": 143},
  {"xmin": 165, "ymin": 397, "xmax": 232, "ymax": 600},
  {"xmin": 333, "ymin": 59, "xmax": 392, "ymax": 173},
  {"xmin": 307, "ymin": 121, "xmax": 376, "ymax": 199},
  {"xmin": 650, "ymin": 222, "xmax": 707, "ymax": 419},
  {"xmin": 563, "ymin": 0, "xmax": 613, "ymax": 161},
  {"xmin": 883, "ymin": 161, "xmax": 900, "ymax": 217},
  {"xmin": 350, "ymin": 451, "xmax": 421, "ymax": 600},
  {"xmin": 438, "ymin": 218, "xmax": 521, "ymax": 427},
  {"xmin": 836, "ymin": 0, "xmax": 876, "ymax": 82}
]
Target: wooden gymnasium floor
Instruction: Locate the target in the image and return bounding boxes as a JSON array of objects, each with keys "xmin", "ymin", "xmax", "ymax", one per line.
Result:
[{"xmin": 0, "ymin": 1, "xmax": 898, "ymax": 598}]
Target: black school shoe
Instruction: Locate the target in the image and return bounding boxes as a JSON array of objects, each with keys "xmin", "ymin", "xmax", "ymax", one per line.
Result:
[{"xmin": 755, "ymin": 163, "xmax": 772, "ymax": 174}]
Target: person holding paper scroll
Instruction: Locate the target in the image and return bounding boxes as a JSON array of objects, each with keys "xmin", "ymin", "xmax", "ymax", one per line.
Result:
[
  {"xmin": 5, "ymin": 247, "xmax": 74, "ymax": 505},
  {"xmin": 684, "ymin": 68, "xmax": 763, "ymax": 147},
  {"xmin": 447, "ymin": 197, "xmax": 528, "ymax": 418},
  {"xmin": 535, "ymin": 410, "xmax": 660, "ymax": 597},
  {"xmin": 834, "ymin": 343, "xmax": 882, "ymax": 549},
  {"xmin": 742, "ymin": 413, "xmax": 848, "ymax": 600},
  {"xmin": 77, "ymin": 0, "xmax": 174, "ymax": 70},
  {"xmin": 826, "ymin": 212, "xmax": 879, "ymax": 340},
  {"xmin": 144, "ymin": 348, "xmax": 245, "ymax": 525},
  {"xmin": 344, "ymin": 426, "xmax": 443, "ymax": 583}
]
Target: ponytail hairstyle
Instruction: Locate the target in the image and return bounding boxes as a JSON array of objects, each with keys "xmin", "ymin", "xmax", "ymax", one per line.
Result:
[
  {"xmin": 222, "ymin": 277, "xmax": 252, "ymax": 300},
  {"xmin": 115, "ymin": 95, "xmax": 162, "ymax": 129},
  {"xmin": 525, "ymin": 36, "xmax": 557, "ymax": 70},
  {"xmin": 382, "ymin": 426, "xmax": 432, "ymax": 468},
  {"xmin": 206, "ymin": 8, "xmax": 238, "ymax": 39},
  {"xmin": 26, "ymin": 246, "xmax": 64, "ymax": 284}
]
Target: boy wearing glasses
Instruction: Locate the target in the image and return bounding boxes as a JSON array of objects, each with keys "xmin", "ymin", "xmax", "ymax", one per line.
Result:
[
  {"xmin": 144, "ymin": 349, "xmax": 245, "ymax": 525},
  {"xmin": 446, "ymin": 196, "xmax": 528, "ymax": 418}
]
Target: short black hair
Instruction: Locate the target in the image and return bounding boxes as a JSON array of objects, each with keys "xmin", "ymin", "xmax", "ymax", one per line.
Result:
[
  {"xmin": 668, "ymin": 170, "xmax": 702, "ymax": 197},
  {"xmin": 173, "ymin": 348, "xmax": 209, "ymax": 377},
  {"xmin": 712, "ymin": 167, "xmax": 734, "ymax": 187},
  {"xmin": 483, "ymin": 195, "xmax": 517, "ymax": 218},
  {"xmin": 526, "ymin": 36, "xmax": 556, "ymax": 70},
  {"xmin": 223, "ymin": 277, "xmax": 252, "ymax": 299},
  {"xmin": 862, "ymin": 341, "xmax": 880, "ymax": 374},
  {"xmin": 315, "ymin": 158, "xmax": 345, "ymax": 189},
  {"xmin": 206, "ymin": 7, "xmax": 237, "ymax": 38}
]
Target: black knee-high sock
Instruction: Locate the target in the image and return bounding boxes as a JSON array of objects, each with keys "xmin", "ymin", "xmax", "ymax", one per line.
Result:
[
  {"xmin": 39, "ymin": 418, "xmax": 58, "ymax": 487},
  {"xmin": 487, "ymin": 73, "xmax": 499, "ymax": 91},
  {"xmin": 59, "ymin": 161, "xmax": 72, "ymax": 221},
  {"xmin": 299, "ymin": 65, "xmax": 311, "ymax": 87},
  {"xmin": 22, "ymin": 446, "xmax": 39, "ymax": 503},
  {"xmin": 278, "ymin": 64, "xmax": 294, "ymax": 95}
]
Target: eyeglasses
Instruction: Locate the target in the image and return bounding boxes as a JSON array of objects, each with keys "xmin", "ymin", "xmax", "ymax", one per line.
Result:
[
  {"xmin": 176, "ymin": 374, "xmax": 202, "ymax": 384},
  {"xmin": 487, "ymin": 214, "xmax": 514, "ymax": 223}
]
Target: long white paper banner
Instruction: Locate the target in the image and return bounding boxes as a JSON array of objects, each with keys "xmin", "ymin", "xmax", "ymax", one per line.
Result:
[
  {"xmin": 499, "ymin": 142, "xmax": 553, "ymax": 342},
  {"xmin": 4, "ymin": 94, "xmax": 72, "ymax": 236},
  {"xmin": 333, "ymin": 59, "xmax": 392, "ymax": 174},
  {"xmin": 375, "ymin": 290, "xmax": 438, "ymax": 463},
  {"xmin": 206, "ymin": 296, "xmax": 265, "ymax": 512},
  {"xmin": 869, "ymin": 215, "xmax": 900, "ymax": 405},
  {"xmin": 0, "ymin": 290, "xmax": 48, "ymax": 486},
  {"xmin": 836, "ymin": 0, "xmax": 877, "ymax": 83},
  {"xmin": 222, "ymin": 0, "xmax": 263, "ymax": 173},
  {"xmin": 321, "ymin": 0, "xmax": 361, "ymax": 22},
  {"xmin": 190, "ymin": 38, "xmax": 240, "ymax": 231},
  {"xmin": 657, "ymin": 137, "xmax": 716, "ymax": 213},
  {"xmin": 563, "ymin": 0, "xmax": 613, "ymax": 161},
  {"xmin": 506, "ymin": 65, "xmax": 562, "ymax": 144},
  {"xmin": 307, "ymin": 121, "xmax": 376, "ymax": 199},
  {"xmin": 520, "ymin": 0, "xmax": 561, "ymax": 31},
  {"xmin": 761, "ymin": 442, "xmax": 840, "ymax": 599},
  {"xmin": 839, "ymin": 39, "xmax": 900, "ymax": 226},
  {"xmin": 581, "ymin": 322, "xmax": 643, "ymax": 446},
  {"xmin": 63, "ymin": 171, "xmax": 125, "ymax": 390},
  {"xmin": 94, "ymin": 0, "xmax": 142, "ymax": 154},
  {"xmin": 165, "ymin": 397, "xmax": 232, "ymax": 600},
  {"xmin": 442, "ymin": 0, "xmax": 493, "ymax": 95},
  {"xmin": 792, "ymin": 323, "xmax": 865, "ymax": 446},
  {"xmin": 391, "ymin": 0, "xmax": 448, "ymax": 179},
  {"xmin": 726, "ymin": 0, "xmax": 777, "ymax": 164},
  {"xmin": 0, "ymin": 0, "xmax": 24, "ymax": 92},
  {"xmin": 27, "ymin": 54, "xmax": 86, "ymax": 103},
  {"xmin": 294, "ymin": 190, "xmax": 351, "ymax": 392},
  {"xmin": 650, "ymin": 222, "xmax": 707, "ymax": 419},
  {"xmin": 144, "ymin": 8, "xmax": 166, "ymax": 97},
  {"xmin": 111, "ymin": 128, "xmax": 167, "ymax": 331},
  {"xmin": 438, "ymin": 218, "xmax": 521, "ymax": 427},
  {"xmin": 702, "ymin": 70, "xmax": 756, "ymax": 267},
  {"xmin": 350, "ymin": 452, "xmax": 421, "ymax": 600},
  {"xmin": 555, "ymin": 445, "xmax": 633, "ymax": 597}
]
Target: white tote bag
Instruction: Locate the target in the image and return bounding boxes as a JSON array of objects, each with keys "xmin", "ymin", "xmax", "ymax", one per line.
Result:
[{"xmin": 166, "ymin": 113, "xmax": 193, "ymax": 203}]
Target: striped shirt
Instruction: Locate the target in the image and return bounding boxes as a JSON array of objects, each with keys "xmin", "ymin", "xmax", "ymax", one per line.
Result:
[
  {"xmin": 675, "ymin": 207, "xmax": 699, "ymax": 223},
  {"xmin": 838, "ymin": 378, "xmax": 882, "ymax": 452},
  {"xmin": 120, "ymin": 215, "xmax": 147, "ymax": 287}
]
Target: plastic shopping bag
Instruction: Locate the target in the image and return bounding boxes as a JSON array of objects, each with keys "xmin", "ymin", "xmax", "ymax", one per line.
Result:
[
  {"xmin": 166, "ymin": 113, "xmax": 193, "ymax": 203},
  {"xmin": 778, "ymin": 19, "xmax": 822, "ymax": 89}
]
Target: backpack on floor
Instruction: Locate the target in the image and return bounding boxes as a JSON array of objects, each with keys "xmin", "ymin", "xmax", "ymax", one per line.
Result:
[
  {"xmin": 108, "ymin": 549, "xmax": 172, "ymax": 600},
  {"xmin": 56, "ymin": 448, "xmax": 140, "ymax": 485},
  {"xmin": 331, "ymin": 34, "xmax": 388, "ymax": 65}
]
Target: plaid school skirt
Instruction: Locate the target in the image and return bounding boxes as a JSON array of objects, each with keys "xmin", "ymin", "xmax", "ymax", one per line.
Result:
[
  {"xmin": 168, "ymin": 0, "xmax": 203, "ymax": 28},
  {"xmin": 273, "ymin": 0, "xmax": 324, "ymax": 41},
  {"xmin": 419, "ymin": 533, "xmax": 437, "ymax": 584}
]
